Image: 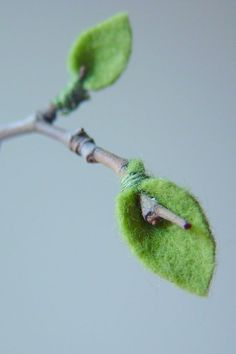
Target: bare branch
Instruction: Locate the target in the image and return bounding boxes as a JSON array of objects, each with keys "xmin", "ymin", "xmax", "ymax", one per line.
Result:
[
  {"xmin": 0, "ymin": 116, "xmax": 36, "ymax": 142},
  {"xmin": 140, "ymin": 194, "xmax": 191, "ymax": 230},
  {"xmin": 69, "ymin": 128, "xmax": 128, "ymax": 175},
  {"xmin": 35, "ymin": 118, "xmax": 72, "ymax": 147},
  {"xmin": 0, "ymin": 111, "xmax": 71, "ymax": 147}
]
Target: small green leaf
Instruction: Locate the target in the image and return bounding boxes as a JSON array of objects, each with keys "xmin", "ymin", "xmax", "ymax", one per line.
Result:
[
  {"xmin": 68, "ymin": 13, "xmax": 132, "ymax": 90},
  {"xmin": 116, "ymin": 160, "xmax": 216, "ymax": 296}
]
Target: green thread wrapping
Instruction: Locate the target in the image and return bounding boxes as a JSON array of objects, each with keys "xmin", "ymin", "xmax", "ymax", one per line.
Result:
[
  {"xmin": 121, "ymin": 171, "xmax": 148, "ymax": 191},
  {"xmin": 120, "ymin": 159, "xmax": 149, "ymax": 192},
  {"xmin": 53, "ymin": 75, "xmax": 89, "ymax": 115}
]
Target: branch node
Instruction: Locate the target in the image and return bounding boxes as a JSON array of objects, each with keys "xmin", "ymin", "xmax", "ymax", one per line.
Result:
[{"xmin": 70, "ymin": 128, "xmax": 97, "ymax": 162}]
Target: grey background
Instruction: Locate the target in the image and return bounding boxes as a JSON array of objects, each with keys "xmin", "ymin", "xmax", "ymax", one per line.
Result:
[{"xmin": 0, "ymin": 1, "xmax": 235, "ymax": 353}]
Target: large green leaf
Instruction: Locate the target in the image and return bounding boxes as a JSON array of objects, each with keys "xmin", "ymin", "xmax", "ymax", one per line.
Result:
[
  {"xmin": 68, "ymin": 13, "xmax": 132, "ymax": 90},
  {"xmin": 116, "ymin": 160, "xmax": 216, "ymax": 296}
]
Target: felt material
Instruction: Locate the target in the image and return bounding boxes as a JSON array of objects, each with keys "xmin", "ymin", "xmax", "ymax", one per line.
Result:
[
  {"xmin": 67, "ymin": 13, "xmax": 132, "ymax": 90},
  {"xmin": 116, "ymin": 160, "xmax": 216, "ymax": 296}
]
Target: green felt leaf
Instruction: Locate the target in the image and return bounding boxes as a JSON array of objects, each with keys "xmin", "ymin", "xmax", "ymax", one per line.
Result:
[
  {"xmin": 116, "ymin": 161, "xmax": 216, "ymax": 296},
  {"xmin": 67, "ymin": 13, "xmax": 132, "ymax": 90}
]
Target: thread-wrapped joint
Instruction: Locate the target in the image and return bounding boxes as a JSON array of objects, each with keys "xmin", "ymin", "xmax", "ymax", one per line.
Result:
[
  {"xmin": 53, "ymin": 67, "xmax": 90, "ymax": 115},
  {"xmin": 41, "ymin": 105, "xmax": 57, "ymax": 123},
  {"xmin": 121, "ymin": 171, "xmax": 148, "ymax": 191}
]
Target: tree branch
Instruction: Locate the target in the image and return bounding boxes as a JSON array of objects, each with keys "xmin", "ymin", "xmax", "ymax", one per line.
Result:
[
  {"xmin": 0, "ymin": 115, "xmax": 191, "ymax": 230},
  {"xmin": 35, "ymin": 118, "xmax": 72, "ymax": 147},
  {"xmin": 0, "ymin": 116, "xmax": 36, "ymax": 142}
]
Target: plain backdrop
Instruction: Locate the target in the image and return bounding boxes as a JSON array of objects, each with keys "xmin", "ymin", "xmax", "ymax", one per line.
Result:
[{"xmin": 0, "ymin": 1, "xmax": 235, "ymax": 353}]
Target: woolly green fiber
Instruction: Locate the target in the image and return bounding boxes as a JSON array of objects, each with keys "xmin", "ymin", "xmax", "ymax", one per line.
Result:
[
  {"xmin": 116, "ymin": 160, "xmax": 215, "ymax": 296},
  {"xmin": 53, "ymin": 75, "xmax": 89, "ymax": 114},
  {"xmin": 67, "ymin": 13, "xmax": 132, "ymax": 90}
]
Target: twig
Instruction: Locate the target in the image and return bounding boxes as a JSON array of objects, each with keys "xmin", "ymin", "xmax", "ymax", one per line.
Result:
[
  {"xmin": 0, "ymin": 115, "xmax": 36, "ymax": 141},
  {"xmin": 0, "ymin": 116, "xmax": 191, "ymax": 230},
  {"xmin": 69, "ymin": 128, "xmax": 128, "ymax": 175},
  {"xmin": 35, "ymin": 117, "xmax": 72, "ymax": 147},
  {"xmin": 140, "ymin": 194, "xmax": 191, "ymax": 230}
]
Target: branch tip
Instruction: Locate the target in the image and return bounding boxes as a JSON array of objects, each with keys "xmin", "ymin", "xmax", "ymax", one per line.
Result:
[{"xmin": 140, "ymin": 194, "xmax": 191, "ymax": 230}]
